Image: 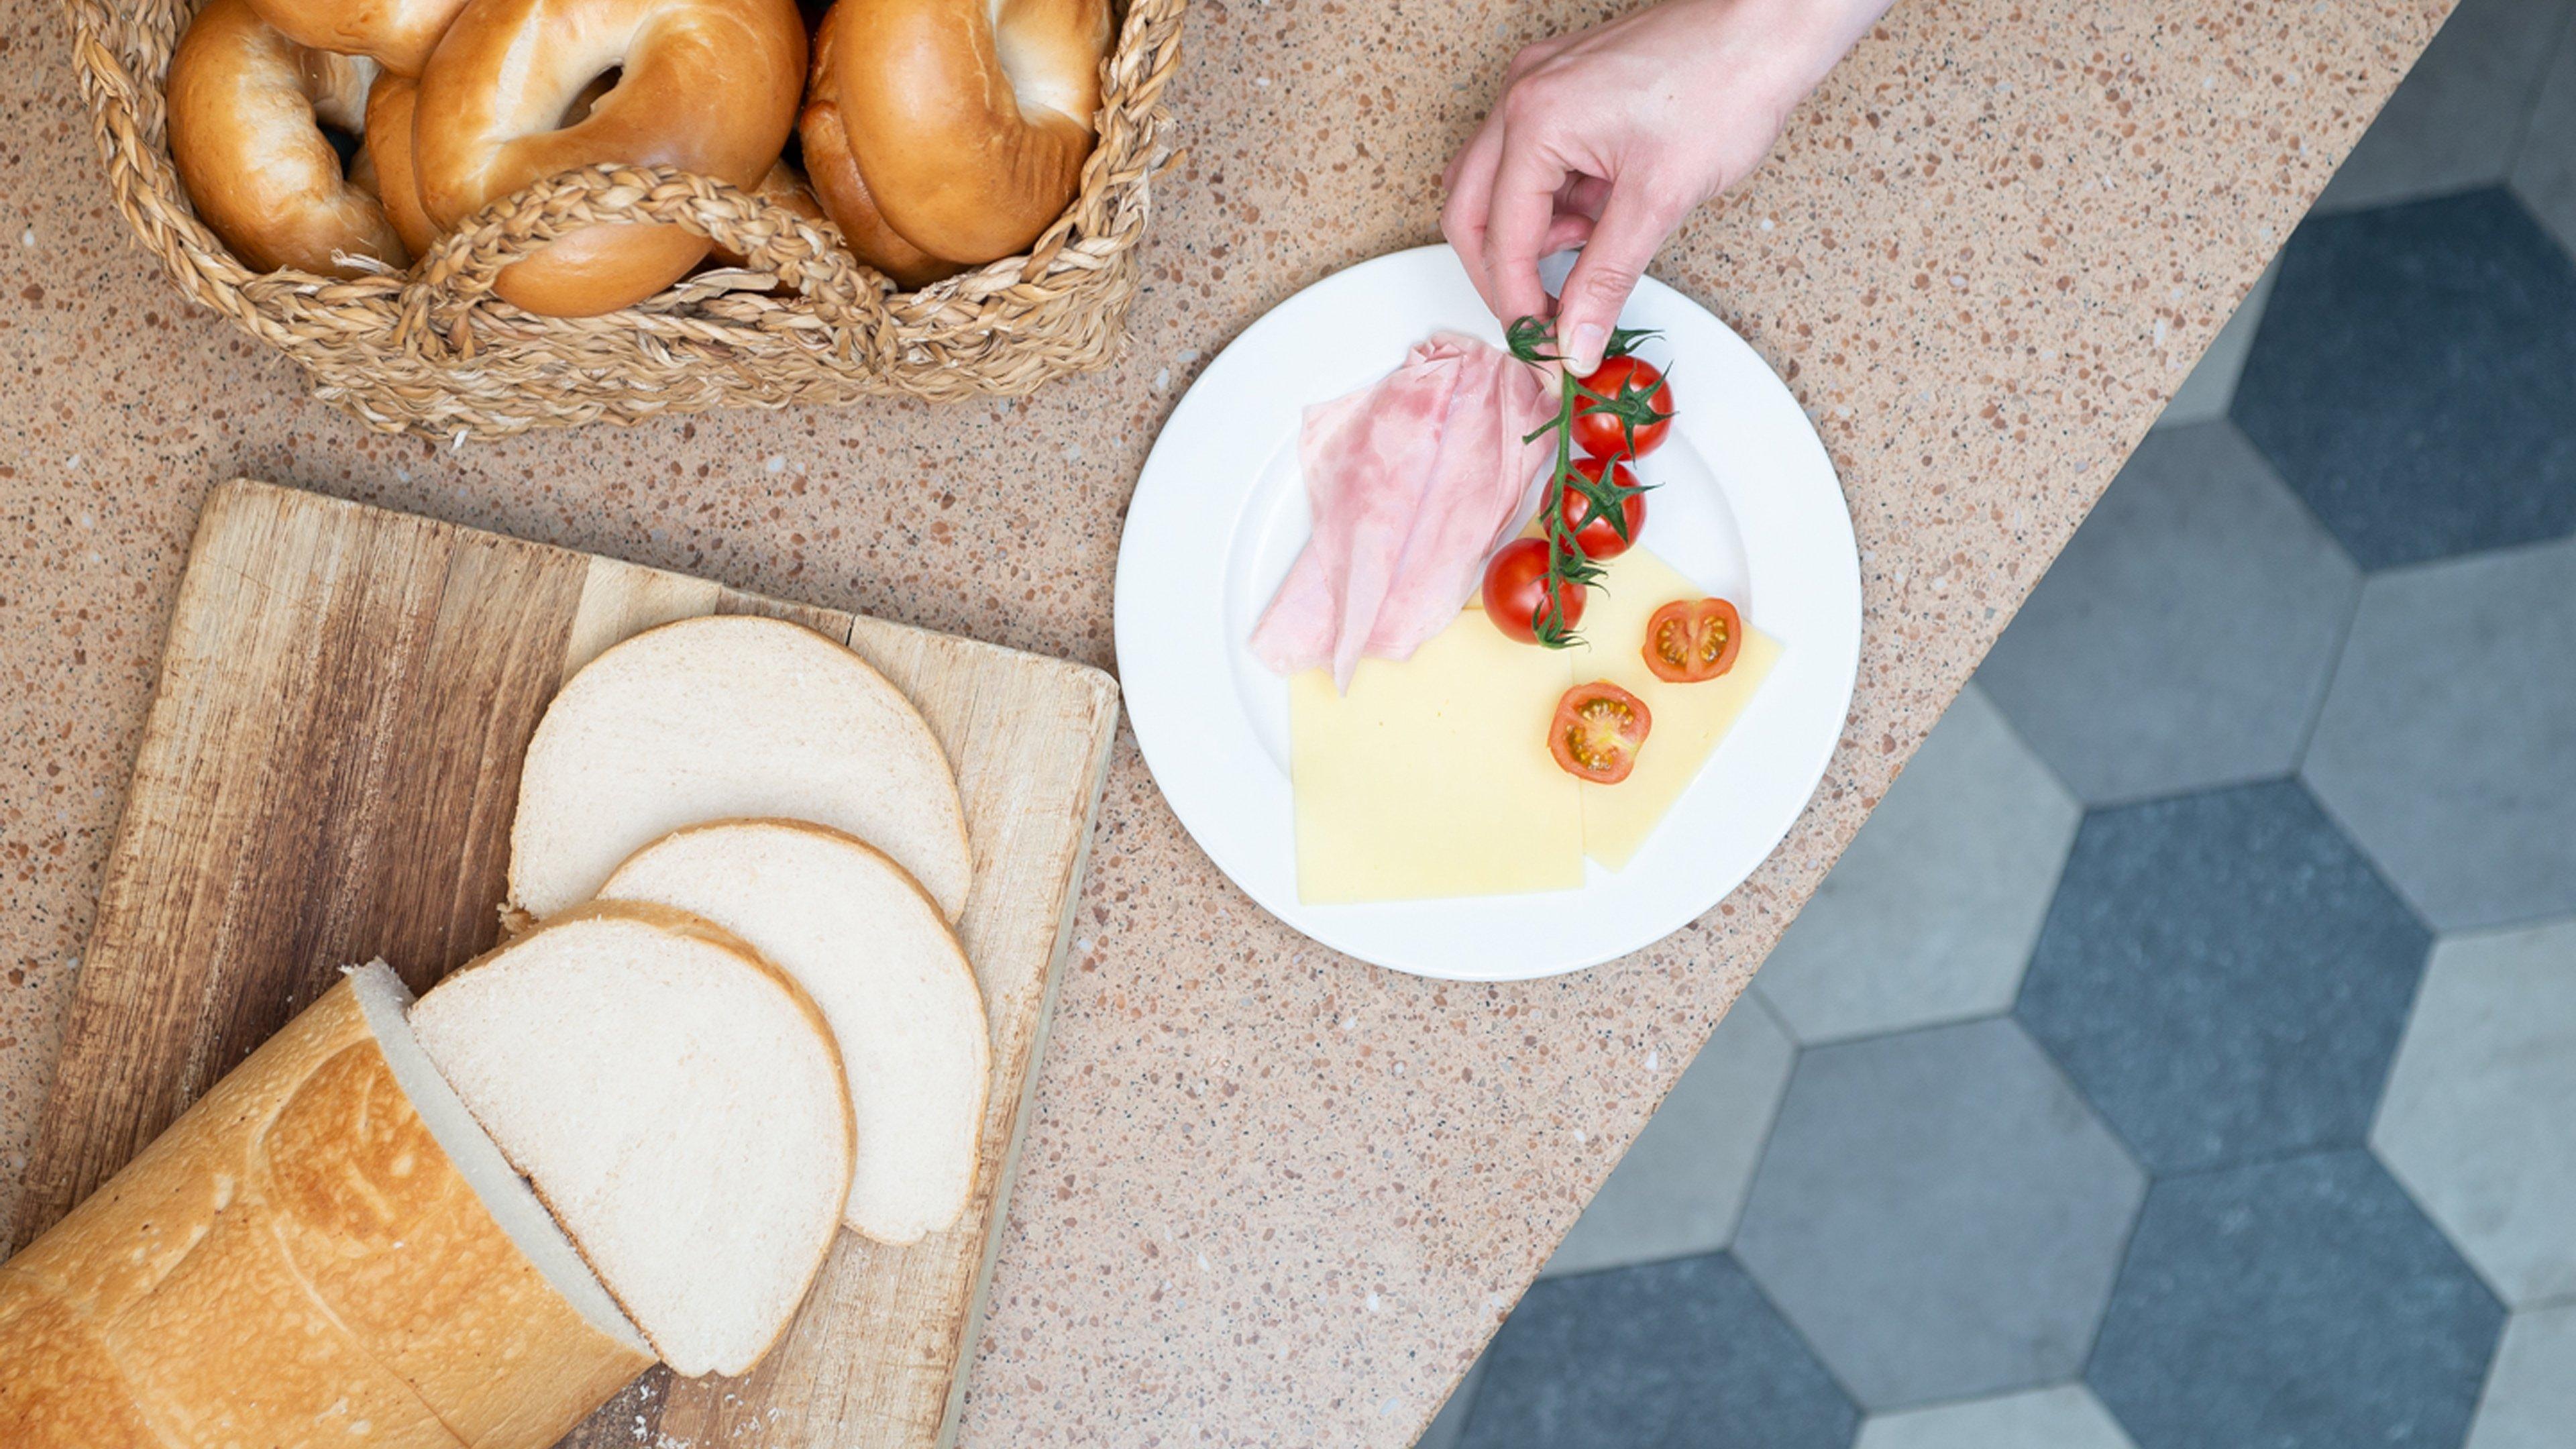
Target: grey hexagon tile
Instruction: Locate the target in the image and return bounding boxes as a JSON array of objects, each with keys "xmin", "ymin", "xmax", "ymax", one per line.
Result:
[
  {"xmin": 2373, "ymin": 918, "xmax": 2576, "ymax": 1306},
  {"xmin": 1542, "ymin": 994, "xmax": 1794, "ymax": 1277},
  {"xmin": 1974, "ymin": 421, "xmax": 2358, "ymax": 805},
  {"xmin": 1733, "ymin": 1018, "xmax": 2145, "ymax": 1411},
  {"xmin": 2016, "ymin": 780, "xmax": 2431, "ymax": 1175},
  {"xmin": 2156, "ymin": 256, "xmax": 2280, "ymax": 428},
  {"xmin": 1459, "ymin": 1252, "xmax": 1857, "ymax": 1449},
  {"xmin": 2467, "ymin": 1303, "xmax": 2576, "ymax": 1449},
  {"xmin": 2305, "ymin": 539, "xmax": 2576, "ymax": 930},
  {"xmin": 2311, "ymin": 0, "xmax": 2575, "ymax": 214},
  {"xmin": 2088, "ymin": 1150, "xmax": 2505, "ymax": 1449},
  {"xmin": 2233, "ymin": 189, "xmax": 2576, "ymax": 569},
  {"xmin": 1855, "ymin": 1385, "xmax": 2136, "ymax": 1449},
  {"xmin": 1754, "ymin": 686, "xmax": 2078, "ymax": 1045},
  {"xmin": 2514, "ymin": 19, "xmax": 2576, "ymax": 256}
]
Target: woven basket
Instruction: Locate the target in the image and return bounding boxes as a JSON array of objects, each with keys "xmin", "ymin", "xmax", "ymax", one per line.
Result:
[{"xmin": 66, "ymin": 0, "xmax": 1186, "ymax": 439}]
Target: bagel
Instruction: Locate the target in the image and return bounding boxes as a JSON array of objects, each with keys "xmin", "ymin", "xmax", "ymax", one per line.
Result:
[
  {"xmin": 807, "ymin": 0, "xmax": 1109, "ymax": 277},
  {"xmin": 362, "ymin": 75, "xmax": 439, "ymax": 258},
  {"xmin": 243, "ymin": 0, "xmax": 469, "ymax": 74},
  {"xmin": 413, "ymin": 0, "xmax": 806, "ymax": 317},
  {"xmin": 798, "ymin": 27, "xmax": 959, "ymax": 288},
  {"xmin": 166, "ymin": 0, "xmax": 409, "ymax": 278}
]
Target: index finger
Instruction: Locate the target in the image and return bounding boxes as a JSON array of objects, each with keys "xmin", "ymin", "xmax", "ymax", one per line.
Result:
[{"xmin": 1481, "ymin": 136, "xmax": 1572, "ymax": 332}]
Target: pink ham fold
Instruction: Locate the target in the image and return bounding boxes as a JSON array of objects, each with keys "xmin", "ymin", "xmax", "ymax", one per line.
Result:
[{"xmin": 1249, "ymin": 333, "xmax": 1554, "ymax": 690}]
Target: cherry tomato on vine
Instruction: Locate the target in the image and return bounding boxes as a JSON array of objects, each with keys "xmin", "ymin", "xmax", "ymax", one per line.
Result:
[
  {"xmin": 1548, "ymin": 681, "xmax": 1653, "ymax": 784},
  {"xmin": 1481, "ymin": 537, "xmax": 1583, "ymax": 645},
  {"xmin": 1642, "ymin": 597, "xmax": 1744, "ymax": 683},
  {"xmin": 1556, "ymin": 456, "xmax": 1646, "ymax": 559},
  {"xmin": 1572, "ymin": 356, "xmax": 1674, "ymax": 460}
]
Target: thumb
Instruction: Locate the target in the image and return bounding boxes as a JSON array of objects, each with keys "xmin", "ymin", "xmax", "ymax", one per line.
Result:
[{"xmin": 1552, "ymin": 187, "xmax": 1669, "ymax": 374}]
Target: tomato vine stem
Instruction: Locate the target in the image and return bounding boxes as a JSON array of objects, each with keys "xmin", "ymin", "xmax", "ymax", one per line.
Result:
[{"xmin": 1504, "ymin": 317, "xmax": 1664, "ymax": 649}]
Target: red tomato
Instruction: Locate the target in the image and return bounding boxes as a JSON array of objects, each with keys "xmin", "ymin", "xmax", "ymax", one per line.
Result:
[
  {"xmin": 1481, "ymin": 537, "xmax": 1584, "ymax": 645},
  {"xmin": 1571, "ymin": 356, "xmax": 1675, "ymax": 460},
  {"xmin": 1642, "ymin": 597, "xmax": 1745, "ymax": 682},
  {"xmin": 1548, "ymin": 681, "xmax": 1653, "ymax": 784},
  {"xmin": 1556, "ymin": 457, "xmax": 1646, "ymax": 559}
]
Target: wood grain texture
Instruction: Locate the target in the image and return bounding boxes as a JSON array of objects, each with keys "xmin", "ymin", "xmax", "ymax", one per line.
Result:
[{"xmin": 10, "ymin": 479, "xmax": 1123, "ymax": 1449}]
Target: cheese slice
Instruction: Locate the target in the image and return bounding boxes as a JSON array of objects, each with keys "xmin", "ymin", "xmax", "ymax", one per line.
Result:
[
  {"xmin": 1569, "ymin": 547, "xmax": 1782, "ymax": 869},
  {"xmin": 1290, "ymin": 608, "xmax": 1580, "ymax": 904}
]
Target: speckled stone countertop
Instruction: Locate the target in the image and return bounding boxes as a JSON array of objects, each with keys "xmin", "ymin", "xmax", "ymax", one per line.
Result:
[{"xmin": 0, "ymin": 0, "xmax": 2444, "ymax": 1441}]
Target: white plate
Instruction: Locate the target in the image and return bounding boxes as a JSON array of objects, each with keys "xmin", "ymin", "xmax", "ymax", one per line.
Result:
[{"xmin": 1114, "ymin": 245, "xmax": 1860, "ymax": 979}]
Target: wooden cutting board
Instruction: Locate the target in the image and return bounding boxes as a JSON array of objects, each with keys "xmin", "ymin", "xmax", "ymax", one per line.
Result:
[{"xmin": 9, "ymin": 478, "xmax": 1123, "ymax": 1449}]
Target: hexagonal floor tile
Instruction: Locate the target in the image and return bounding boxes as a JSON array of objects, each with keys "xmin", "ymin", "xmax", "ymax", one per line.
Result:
[
  {"xmin": 2373, "ymin": 918, "xmax": 2576, "ymax": 1306},
  {"xmin": 1974, "ymin": 421, "xmax": 2358, "ymax": 806},
  {"xmin": 1459, "ymin": 1252, "xmax": 1856, "ymax": 1449},
  {"xmin": 2467, "ymin": 1303, "xmax": 2576, "ymax": 1449},
  {"xmin": 2232, "ymin": 189, "xmax": 2576, "ymax": 569},
  {"xmin": 1542, "ymin": 994, "xmax": 1796, "ymax": 1277},
  {"xmin": 1754, "ymin": 686, "xmax": 2078, "ymax": 1045},
  {"xmin": 1856, "ymin": 1385, "xmax": 2135, "ymax": 1449},
  {"xmin": 2088, "ymin": 1150, "xmax": 2504, "ymax": 1449},
  {"xmin": 2514, "ymin": 15, "xmax": 2576, "ymax": 256},
  {"xmin": 2310, "ymin": 0, "xmax": 2576, "ymax": 215},
  {"xmin": 2016, "ymin": 780, "xmax": 2430, "ymax": 1175},
  {"xmin": 1733, "ymin": 1018, "xmax": 2145, "ymax": 1410},
  {"xmin": 2305, "ymin": 539, "xmax": 2576, "ymax": 930}
]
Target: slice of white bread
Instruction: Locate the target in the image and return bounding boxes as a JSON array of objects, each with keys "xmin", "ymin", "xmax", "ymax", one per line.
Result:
[
  {"xmin": 598, "ymin": 820, "xmax": 993, "ymax": 1243},
  {"xmin": 0, "ymin": 962, "xmax": 651, "ymax": 1449},
  {"xmin": 506, "ymin": 614, "xmax": 973, "ymax": 923},
  {"xmin": 409, "ymin": 902, "xmax": 855, "ymax": 1378}
]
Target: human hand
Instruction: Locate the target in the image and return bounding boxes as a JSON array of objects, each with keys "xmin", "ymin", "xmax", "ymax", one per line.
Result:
[{"xmin": 1442, "ymin": 0, "xmax": 1890, "ymax": 374}]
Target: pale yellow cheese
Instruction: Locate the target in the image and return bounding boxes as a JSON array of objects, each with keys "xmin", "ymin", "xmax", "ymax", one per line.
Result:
[
  {"xmin": 1568, "ymin": 547, "xmax": 1782, "ymax": 869},
  {"xmin": 1289, "ymin": 608, "xmax": 1580, "ymax": 904}
]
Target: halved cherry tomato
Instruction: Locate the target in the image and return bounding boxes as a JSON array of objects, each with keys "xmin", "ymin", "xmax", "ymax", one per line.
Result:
[
  {"xmin": 1556, "ymin": 457, "xmax": 1646, "ymax": 559},
  {"xmin": 1572, "ymin": 356, "xmax": 1674, "ymax": 460},
  {"xmin": 1549, "ymin": 681, "xmax": 1653, "ymax": 784},
  {"xmin": 1481, "ymin": 537, "xmax": 1583, "ymax": 645},
  {"xmin": 1643, "ymin": 597, "xmax": 1744, "ymax": 683}
]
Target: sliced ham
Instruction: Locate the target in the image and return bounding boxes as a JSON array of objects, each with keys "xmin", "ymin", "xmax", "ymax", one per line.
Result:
[{"xmin": 1250, "ymin": 332, "xmax": 1554, "ymax": 689}]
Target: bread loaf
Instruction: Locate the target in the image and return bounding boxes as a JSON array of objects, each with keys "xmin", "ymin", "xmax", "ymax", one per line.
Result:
[{"xmin": 0, "ymin": 963, "xmax": 651, "ymax": 1448}]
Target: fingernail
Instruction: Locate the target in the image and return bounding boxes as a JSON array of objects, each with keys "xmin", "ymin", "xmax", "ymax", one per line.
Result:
[{"xmin": 1569, "ymin": 323, "xmax": 1606, "ymax": 371}]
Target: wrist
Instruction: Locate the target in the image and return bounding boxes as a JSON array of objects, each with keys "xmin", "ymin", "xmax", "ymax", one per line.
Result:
[{"xmin": 1665, "ymin": 0, "xmax": 1884, "ymax": 109}]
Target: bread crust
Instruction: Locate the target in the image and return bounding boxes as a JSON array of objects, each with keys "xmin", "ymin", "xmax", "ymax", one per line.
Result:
[
  {"xmin": 243, "ymin": 0, "xmax": 467, "ymax": 74},
  {"xmin": 411, "ymin": 0, "xmax": 807, "ymax": 315},
  {"xmin": 166, "ymin": 0, "xmax": 410, "ymax": 278},
  {"xmin": 815, "ymin": 0, "xmax": 1110, "ymax": 265},
  {"xmin": 0, "ymin": 973, "xmax": 651, "ymax": 1448},
  {"xmin": 364, "ymin": 74, "xmax": 442, "ymax": 258}
]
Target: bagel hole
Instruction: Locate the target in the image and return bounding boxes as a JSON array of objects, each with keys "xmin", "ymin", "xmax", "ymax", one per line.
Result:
[
  {"xmin": 321, "ymin": 122, "xmax": 363, "ymax": 180},
  {"xmin": 559, "ymin": 67, "xmax": 623, "ymax": 129}
]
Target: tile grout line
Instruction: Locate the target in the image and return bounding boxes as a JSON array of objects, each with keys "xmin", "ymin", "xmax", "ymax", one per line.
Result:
[{"xmin": 2500, "ymin": 3, "xmax": 2576, "ymax": 179}]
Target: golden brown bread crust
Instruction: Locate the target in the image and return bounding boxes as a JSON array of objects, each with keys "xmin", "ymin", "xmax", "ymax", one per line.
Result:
[
  {"xmin": 365, "ymin": 74, "xmax": 441, "ymax": 258},
  {"xmin": 817, "ymin": 0, "xmax": 1108, "ymax": 266},
  {"xmin": 799, "ymin": 4, "xmax": 963, "ymax": 288},
  {"xmin": 166, "ymin": 0, "xmax": 410, "ymax": 278},
  {"xmin": 244, "ymin": 0, "xmax": 469, "ymax": 74},
  {"xmin": 0, "ymin": 976, "xmax": 651, "ymax": 1448},
  {"xmin": 413, "ymin": 0, "xmax": 807, "ymax": 315},
  {"xmin": 0, "ymin": 1277, "xmax": 164, "ymax": 1448}
]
